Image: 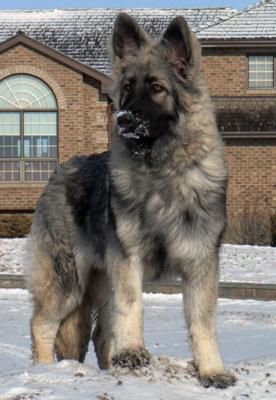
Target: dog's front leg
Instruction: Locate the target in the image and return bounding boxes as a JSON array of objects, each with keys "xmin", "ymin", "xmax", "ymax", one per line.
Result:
[
  {"xmin": 182, "ymin": 253, "xmax": 236, "ymax": 388},
  {"xmin": 109, "ymin": 253, "xmax": 150, "ymax": 369}
]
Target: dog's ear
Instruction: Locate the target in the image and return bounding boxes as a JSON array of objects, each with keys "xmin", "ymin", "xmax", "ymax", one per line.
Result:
[
  {"xmin": 112, "ymin": 13, "xmax": 149, "ymax": 59},
  {"xmin": 161, "ymin": 16, "xmax": 201, "ymax": 79}
]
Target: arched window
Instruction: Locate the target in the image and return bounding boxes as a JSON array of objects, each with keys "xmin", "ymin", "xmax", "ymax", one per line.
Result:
[{"xmin": 0, "ymin": 74, "xmax": 58, "ymax": 181}]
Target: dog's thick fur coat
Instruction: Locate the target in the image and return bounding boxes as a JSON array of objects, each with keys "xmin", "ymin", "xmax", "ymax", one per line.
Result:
[{"xmin": 27, "ymin": 13, "xmax": 236, "ymax": 388}]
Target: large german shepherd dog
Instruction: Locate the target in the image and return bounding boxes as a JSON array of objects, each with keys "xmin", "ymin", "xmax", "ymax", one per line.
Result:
[{"xmin": 27, "ymin": 13, "xmax": 236, "ymax": 388}]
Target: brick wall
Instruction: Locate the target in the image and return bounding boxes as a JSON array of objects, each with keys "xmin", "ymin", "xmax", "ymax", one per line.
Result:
[
  {"xmin": 202, "ymin": 48, "xmax": 276, "ymax": 221},
  {"xmin": 0, "ymin": 44, "xmax": 109, "ymax": 211},
  {"xmin": 225, "ymin": 139, "xmax": 276, "ymax": 219},
  {"xmin": 202, "ymin": 47, "xmax": 276, "ymax": 97},
  {"xmin": 202, "ymin": 48, "xmax": 247, "ymax": 96}
]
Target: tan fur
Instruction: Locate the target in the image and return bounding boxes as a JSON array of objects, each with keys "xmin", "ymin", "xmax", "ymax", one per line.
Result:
[
  {"xmin": 29, "ymin": 247, "xmax": 82, "ymax": 363},
  {"xmin": 55, "ymin": 291, "xmax": 93, "ymax": 362},
  {"xmin": 182, "ymin": 254, "xmax": 223, "ymax": 376},
  {"xmin": 109, "ymin": 254, "xmax": 145, "ymax": 357}
]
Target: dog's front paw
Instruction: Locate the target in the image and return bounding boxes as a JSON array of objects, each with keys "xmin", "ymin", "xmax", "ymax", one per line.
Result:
[
  {"xmin": 200, "ymin": 371, "xmax": 237, "ymax": 389},
  {"xmin": 112, "ymin": 348, "xmax": 151, "ymax": 369}
]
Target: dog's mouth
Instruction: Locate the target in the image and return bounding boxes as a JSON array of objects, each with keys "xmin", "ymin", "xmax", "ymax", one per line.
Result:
[{"xmin": 116, "ymin": 110, "xmax": 150, "ymax": 140}]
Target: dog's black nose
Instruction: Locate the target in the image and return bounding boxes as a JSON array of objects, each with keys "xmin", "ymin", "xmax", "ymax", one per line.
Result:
[{"xmin": 117, "ymin": 110, "xmax": 135, "ymax": 130}]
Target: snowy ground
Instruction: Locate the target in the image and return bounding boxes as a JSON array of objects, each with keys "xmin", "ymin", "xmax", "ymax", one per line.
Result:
[
  {"xmin": 0, "ymin": 239, "xmax": 25, "ymax": 275},
  {"xmin": 0, "ymin": 289, "xmax": 276, "ymax": 399},
  {"xmin": 1, "ymin": 238, "xmax": 276, "ymax": 283},
  {"xmin": 1, "ymin": 239, "xmax": 276, "ymax": 398}
]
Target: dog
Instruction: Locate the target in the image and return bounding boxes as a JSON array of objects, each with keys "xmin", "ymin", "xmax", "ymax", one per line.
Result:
[{"xmin": 27, "ymin": 13, "xmax": 236, "ymax": 389}]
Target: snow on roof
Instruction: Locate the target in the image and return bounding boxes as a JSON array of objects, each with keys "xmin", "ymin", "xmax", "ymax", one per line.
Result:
[
  {"xmin": 197, "ymin": 0, "xmax": 276, "ymax": 40},
  {"xmin": 0, "ymin": 8, "xmax": 237, "ymax": 75}
]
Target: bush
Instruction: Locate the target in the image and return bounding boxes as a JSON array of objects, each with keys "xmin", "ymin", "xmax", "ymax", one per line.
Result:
[
  {"xmin": 0, "ymin": 213, "xmax": 33, "ymax": 238},
  {"xmin": 224, "ymin": 187, "xmax": 273, "ymax": 246},
  {"xmin": 271, "ymin": 214, "xmax": 276, "ymax": 247},
  {"xmin": 225, "ymin": 213, "xmax": 271, "ymax": 246}
]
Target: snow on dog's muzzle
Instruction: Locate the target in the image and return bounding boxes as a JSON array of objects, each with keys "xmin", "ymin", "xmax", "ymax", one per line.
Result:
[{"xmin": 117, "ymin": 110, "xmax": 150, "ymax": 140}]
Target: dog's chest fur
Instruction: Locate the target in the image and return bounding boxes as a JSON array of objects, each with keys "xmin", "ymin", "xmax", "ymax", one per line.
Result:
[{"xmin": 112, "ymin": 152, "xmax": 226, "ymax": 272}]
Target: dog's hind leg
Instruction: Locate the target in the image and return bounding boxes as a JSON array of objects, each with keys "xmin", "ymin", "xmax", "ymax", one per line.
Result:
[
  {"xmin": 55, "ymin": 290, "xmax": 92, "ymax": 363},
  {"xmin": 55, "ymin": 269, "xmax": 113, "ymax": 367},
  {"xmin": 182, "ymin": 253, "xmax": 236, "ymax": 388},
  {"xmin": 30, "ymin": 289, "xmax": 81, "ymax": 364},
  {"xmin": 31, "ymin": 307, "xmax": 60, "ymax": 364},
  {"xmin": 91, "ymin": 270, "xmax": 113, "ymax": 369},
  {"xmin": 28, "ymin": 245, "xmax": 82, "ymax": 364}
]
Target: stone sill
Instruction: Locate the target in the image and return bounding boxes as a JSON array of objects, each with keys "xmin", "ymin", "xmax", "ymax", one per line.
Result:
[
  {"xmin": 0, "ymin": 182, "xmax": 46, "ymax": 188},
  {"xmin": 221, "ymin": 132, "xmax": 276, "ymax": 139},
  {"xmin": 246, "ymin": 89, "xmax": 276, "ymax": 95}
]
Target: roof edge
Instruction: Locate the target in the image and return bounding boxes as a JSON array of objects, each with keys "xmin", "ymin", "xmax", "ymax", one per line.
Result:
[
  {"xmin": 197, "ymin": 0, "xmax": 271, "ymax": 34},
  {"xmin": 0, "ymin": 32, "xmax": 110, "ymax": 94},
  {"xmin": 201, "ymin": 38, "xmax": 276, "ymax": 47},
  {"xmin": 0, "ymin": 7, "xmax": 236, "ymax": 12}
]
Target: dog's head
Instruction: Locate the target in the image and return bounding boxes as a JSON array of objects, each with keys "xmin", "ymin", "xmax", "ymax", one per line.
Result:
[{"xmin": 110, "ymin": 13, "xmax": 202, "ymax": 152}]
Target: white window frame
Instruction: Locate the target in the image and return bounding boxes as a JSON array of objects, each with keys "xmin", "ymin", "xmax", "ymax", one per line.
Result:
[
  {"xmin": 0, "ymin": 74, "xmax": 58, "ymax": 182},
  {"xmin": 248, "ymin": 55, "xmax": 274, "ymax": 89}
]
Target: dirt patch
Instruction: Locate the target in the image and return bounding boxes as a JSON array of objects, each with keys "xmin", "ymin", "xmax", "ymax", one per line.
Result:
[{"xmin": 111, "ymin": 355, "xmax": 194, "ymax": 385}]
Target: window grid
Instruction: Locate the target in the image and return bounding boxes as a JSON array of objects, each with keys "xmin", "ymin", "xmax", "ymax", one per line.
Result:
[
  {"xmin": 24, "ymin": 136, "xmax": 57, "ymax": 158},
  {"xmin": 24, "ymin": 160, "xmax": 57, "ymax": 181},
  {"xmin": 0, "ymin": 160, "xmax": 20, "ymax": 181},
  {"xmin": 0, "ymin": 74, "xmax": 58, "ymax": 182},
  {"xmin": 0, "ymin": 109, "xmax": 58, "ymax": 182},
  {"xmin": 24, "ymin": 112, "xmax": 57, "ymax": 159},
  {"xmin": 0, "ymin": 75, "xmax": 57, "ymax": 109},
  {"xmin": 0, "ymin": 136, "xmax": 20, "ymax": 158},
  {"xmin": 248, "ymin": 56, "xmax": 274, "ymax": 88}
]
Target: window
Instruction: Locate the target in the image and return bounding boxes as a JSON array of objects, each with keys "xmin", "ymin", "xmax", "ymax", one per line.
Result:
[
  {"xmin": 248, "ymin": 56, "xmax": 274, "ymax": 88},
  {"xmin": 0, "ymin": 74, "xmax": 57, "ymax": 182}
]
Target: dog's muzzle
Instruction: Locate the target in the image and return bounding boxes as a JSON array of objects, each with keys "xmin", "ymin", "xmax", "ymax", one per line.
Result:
[{"xmin": 116, "ymin": 110, "xmax": 150, "ymax": 140}]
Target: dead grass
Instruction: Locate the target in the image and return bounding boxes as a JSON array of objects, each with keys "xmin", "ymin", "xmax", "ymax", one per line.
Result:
[{"xmin": 0, "ymin": 213, "xmax": 33, "ymax": 238}]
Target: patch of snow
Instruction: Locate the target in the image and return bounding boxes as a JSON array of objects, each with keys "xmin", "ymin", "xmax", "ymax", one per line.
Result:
[
  {"xmin": 1, "ymin": 239, "xmax": 276, "ymax": 284},
  {"xmin": 219, "ymin": 244, "xmax": 276, "ymax": 283},
  {"xmin": 0, "ymin": 239, "xmax": 27, "ymax": 275},
  {"xmin": 116, "ymin": 110, "xmax": 129, "ymax": 118},
  {"xmin": 0, "ymin": 290, "xmax": 276, "ymax": 399},
  {"xmin": 118, "ymin": 129, "xmax": 141, "ymax": 140}
]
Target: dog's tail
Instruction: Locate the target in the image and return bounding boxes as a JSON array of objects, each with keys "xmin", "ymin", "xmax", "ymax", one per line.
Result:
[{"xmin": 29, "ymin": 190, "xmax": 79, "ymax": 296}]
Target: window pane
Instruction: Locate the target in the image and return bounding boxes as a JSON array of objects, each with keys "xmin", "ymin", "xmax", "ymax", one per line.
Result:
[
  {"xmin": 264, "ymin": 80, "xmax": 273, "ymax": 87},
  {"xmin": 0, "ymin": 160, "xmax": 20, "ymax": 181},
  {"xmin": 248, "ymin": 56, "xmax": 274, "ymax": 88},
  {"xmin": 0, "ymin": 112, "xmax": 20, "ymax": 158},
  {"xmin": 24, "ymin": 160, "xmax": 56, "ymax": 181},
  {"xmin": 0, "ymin": 75, "xmax": 57, "ymax": 109},
  {"xmin": 24, "ymin": 112, "xmax": 57, "ymax": 135},
  {"xmin": 24, "ymin": 112, "xmax": 57, "ymax": 158},
  {"xmin": 256, "ymin": 72, "xmax": 267, "ymax": 80},
  {"xmin": 257, "ymin": 56, "xmax": 265, "ymax": 62}
]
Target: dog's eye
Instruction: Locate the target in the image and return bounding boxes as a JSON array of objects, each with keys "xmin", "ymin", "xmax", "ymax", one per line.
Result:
[
  {"xmin": 151, "ymin": 83, "xmax": 164, "ymax": 93},
  {"xmin": 124, "ymin": 82, "xmax": 132, "ymax": 92}
]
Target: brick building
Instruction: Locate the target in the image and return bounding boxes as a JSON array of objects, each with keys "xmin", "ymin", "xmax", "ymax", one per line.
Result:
[
  {"xmin": 0, "ymin": 3, "xmax": 275, "ymax": 237},
  {"xmin": 197, "ymin": 0, "xmax": 276, "ymax": 225}
]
